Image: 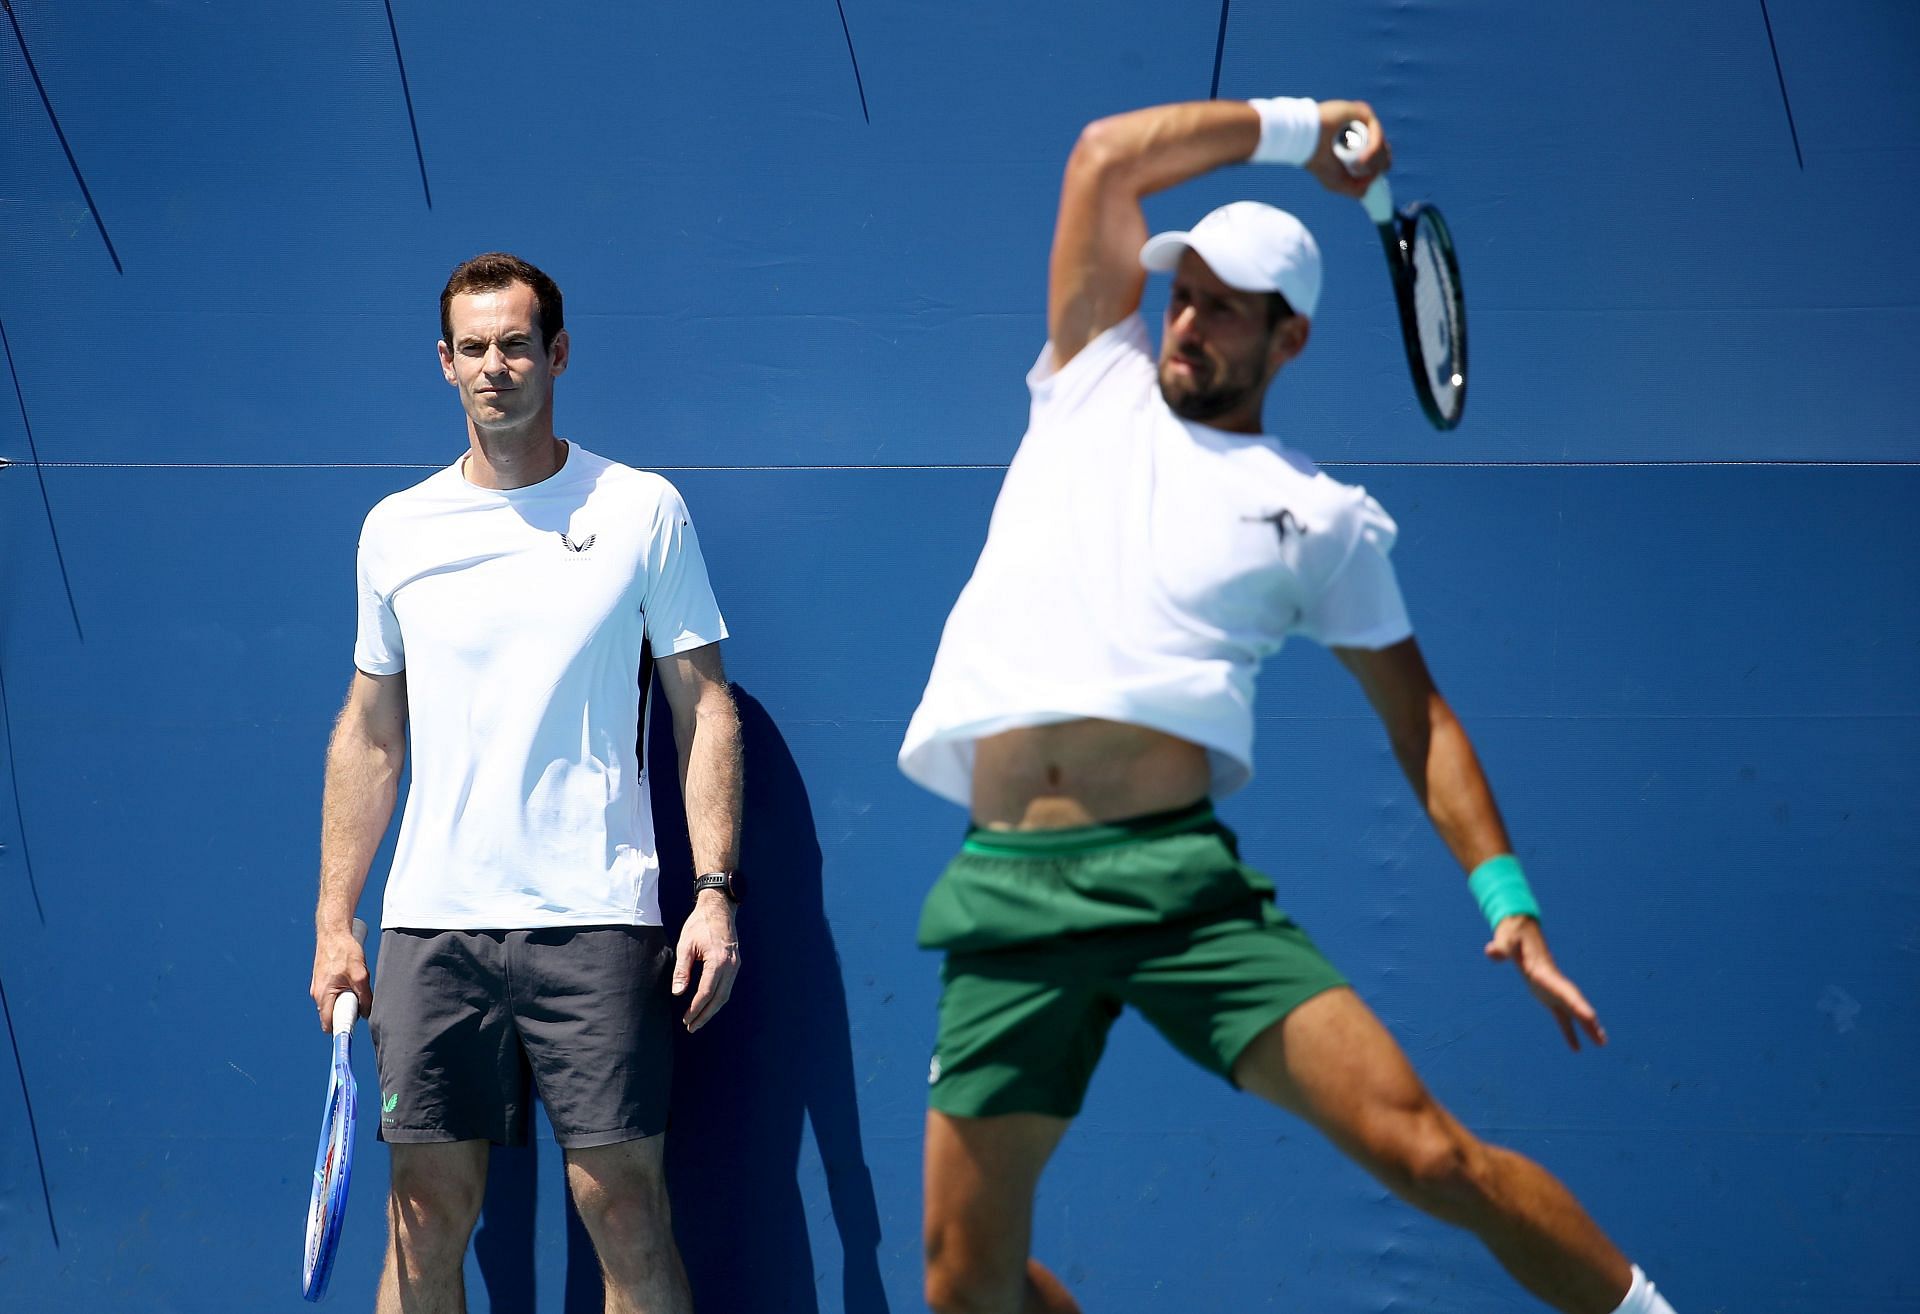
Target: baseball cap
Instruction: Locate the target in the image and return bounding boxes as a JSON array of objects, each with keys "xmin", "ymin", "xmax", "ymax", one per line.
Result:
[{"xmin": 1139, "ymin": 201, "xmax": 1322, "ymax": 318}]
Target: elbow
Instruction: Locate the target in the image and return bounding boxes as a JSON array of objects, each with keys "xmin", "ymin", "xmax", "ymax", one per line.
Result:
[
  {"xmin": 1067, "ymin": 116, "xmax": 1131, "ymax": 187},
  {"xmin": 699, "ymin": 687, "xmax": 743, "ymax": 744},
  {"xmin": 681, "ymin": 684, "xmax": 741, "ymax": 746}
]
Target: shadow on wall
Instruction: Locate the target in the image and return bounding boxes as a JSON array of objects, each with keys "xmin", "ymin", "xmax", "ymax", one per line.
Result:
[{"xmin": 469, "ymin": 685, "xmax": 889, "ymax": 1313}]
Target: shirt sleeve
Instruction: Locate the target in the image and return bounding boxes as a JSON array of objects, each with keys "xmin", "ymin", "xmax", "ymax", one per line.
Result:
[
  {"xmin": 352, "ymin": 533, "xmax": 405, "ymax": 675},
  {"xmin": 1294, "ymin": 491, "xmax": 1415, "ymax": 650},
  {"xmin": 642, "ymin": 483, "xmax": 730, "ymax": 655},
  {"xmin": 1025, "ymin": 313, "xmax": 1158, "ymax": 420}
]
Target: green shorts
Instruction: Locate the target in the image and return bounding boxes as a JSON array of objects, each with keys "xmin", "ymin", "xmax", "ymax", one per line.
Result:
[{"xmin": 918, "ymin": 802, "xmax": 1347, "ymax": 1120}]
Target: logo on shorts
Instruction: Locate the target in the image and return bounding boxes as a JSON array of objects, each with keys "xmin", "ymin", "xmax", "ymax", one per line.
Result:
[
  {"xmin": 382, "ymin": 1091, "xmax": 399, "ymax": 1123},
  {"xmin": 558, "ymin": 531, "xmax": 597, "ymax": 554},
  {"xmin": 1242, "ymin": 508, "xmax": 1309, "ymax": 544},
  {"xmin": 927, "ymin": 1054, "xmax": 942, "ymax": 1086}
]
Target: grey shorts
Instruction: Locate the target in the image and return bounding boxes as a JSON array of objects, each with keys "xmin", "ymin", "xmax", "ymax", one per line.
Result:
[{"xmin": 370, "ymin": 925, "xmax": 675, "ymax": 1149}]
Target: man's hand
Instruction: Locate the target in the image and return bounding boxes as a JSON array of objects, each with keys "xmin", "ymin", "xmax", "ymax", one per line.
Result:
[
  {"xmin": 673, "ymin": 889, "xmax": 740, "ymax": 1033},
  {"xmin": 310, "ymin": 927, "xmax": 372, "ymax": 1032},
  {"xmin": 1305, "ymin": 99, "xmax": 1392, "ymax": 200},
  {"xmin": 1485, "ymin": 917, "xmax": 1607, "ymax": 1051}
]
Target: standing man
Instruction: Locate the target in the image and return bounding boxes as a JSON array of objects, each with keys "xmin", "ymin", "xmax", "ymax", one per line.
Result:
[
  {"xmin": 898, "ymin": 97, "xmax": 1682, "ymax": 1314},
  {"xmin": 309, "ymin": 253, "xmax": 744, "ymax": 1313}
]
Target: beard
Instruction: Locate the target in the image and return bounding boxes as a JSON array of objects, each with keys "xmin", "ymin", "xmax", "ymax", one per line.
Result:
[{"xmin": 1159, "ymin": 349, "xmax": 1265, "ymax": 423}]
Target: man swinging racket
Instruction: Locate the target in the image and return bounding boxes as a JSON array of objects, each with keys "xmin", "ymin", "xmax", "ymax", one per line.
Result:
[{"xmin": 898, "ymin": 94, "xmax": 1683, "ymax": 1314}]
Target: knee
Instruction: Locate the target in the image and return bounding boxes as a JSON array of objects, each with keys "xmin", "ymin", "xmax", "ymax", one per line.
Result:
[
  {"xmin": 923, "ymin": 1229, "xmax": 1016, "ymax": 1314},
  {"xmin": 387, "ymin": 1166, "xmax": 483, "ymax": 1256},
  {"xmin": 571, "ymin": 1164, "xmax": 672, "ymax": 1248},
  {"xmin": 1369, "ymin": 1103, "xmax": 1493, "ymax": 1215},
  {"xmin": 925, "ymin": 1266, "xmax": 998, "ymax": 1314}
]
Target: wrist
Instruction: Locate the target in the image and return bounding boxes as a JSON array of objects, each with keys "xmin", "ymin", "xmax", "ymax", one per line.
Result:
[
  {"xmin": 1247, "ymin": 96, "xmax": 1319, "ymax": 166},
  {"xmin": 1467, "ymin": 855, "xmax": 1541, "ymax": 930},
  {"xmin": 693, "ymin": 869, "xmax": 743, "ymax": 905}
]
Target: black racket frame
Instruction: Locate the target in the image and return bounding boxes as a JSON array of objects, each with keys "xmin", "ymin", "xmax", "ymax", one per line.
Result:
[{"xmin": 1374, "ymin": 199, "xmax": 1467, "ymax": 431}]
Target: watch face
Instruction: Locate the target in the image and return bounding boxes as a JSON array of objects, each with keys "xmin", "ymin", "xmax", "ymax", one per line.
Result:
[{"xmin": 724, "ymin": 870, "xmax": 745, "ymax": 903}]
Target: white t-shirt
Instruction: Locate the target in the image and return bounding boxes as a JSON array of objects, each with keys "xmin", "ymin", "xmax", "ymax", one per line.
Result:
[
  {"xmin": 354, "ymin": 444, "xmax": 728, "ymax": 929},
  {"xmin": 899, "ymin": 314, "xmax": 1412, "ymax": 808}
]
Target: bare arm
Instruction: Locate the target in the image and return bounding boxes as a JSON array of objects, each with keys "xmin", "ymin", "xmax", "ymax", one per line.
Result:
[
  {"xmin": 1335, "ymin": 637, "xmax": 1511, "ymax": 869},
  {"xmin": 309, "ymin": 669, "xmax": 408, "ymax": 1030},
  {"xmin": 1048, "ymin": 97, "xmax": 1389, "ymax": 369},
  {"xmin": 1336, "ymin": 638, "xmax": 1606, "ymax": 1049},
  {"xmin": 655, "ymin": 641, "xmax": 743, "ymax": 1032}
]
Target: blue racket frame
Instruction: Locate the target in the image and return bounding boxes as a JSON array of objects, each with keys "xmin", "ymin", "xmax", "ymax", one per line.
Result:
[{"xmin": 302, "ymin": 1019, "xmax": 357, "ymax": 1300}]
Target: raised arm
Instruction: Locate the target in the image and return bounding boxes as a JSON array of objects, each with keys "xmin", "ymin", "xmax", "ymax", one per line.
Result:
[
  {"xmin": 1335, "ymin": 637, "xmax": 1607, "ymax": 1050},
  {"xmin": 655, "ymin": 640, "xmax": 744, "ymax": 1032},
  {"xmin": 1048, "ymin": 96, "xmax": 1390, "ymax": 369},
  {"xmin": 309, "ymin": 668, "xmax": 408, "ymax": 1030}
]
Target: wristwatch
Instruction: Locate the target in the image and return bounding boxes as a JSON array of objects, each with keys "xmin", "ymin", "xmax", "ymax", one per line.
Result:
[{"xmin": 693, "ymin": 870, "xmax": 744, "ymax": 904}]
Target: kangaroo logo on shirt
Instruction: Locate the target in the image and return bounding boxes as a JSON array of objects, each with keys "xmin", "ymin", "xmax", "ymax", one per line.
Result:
[
  {"xmin": 1242, "ymin": 509, "xmax": 1308, "ymax": 544},
  {"xmin": 558, "ymin": 531, "xmax": 596, "ymax": 554}
]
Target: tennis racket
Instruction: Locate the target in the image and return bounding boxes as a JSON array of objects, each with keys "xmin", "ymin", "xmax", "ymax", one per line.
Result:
[
  {"xmin": 302, "ymin": 917, "xmax": 368, "ymax": 1302},
  {"xmin": 1332, "ymin": 121, "xmax": 1468, "ymax": 430}
]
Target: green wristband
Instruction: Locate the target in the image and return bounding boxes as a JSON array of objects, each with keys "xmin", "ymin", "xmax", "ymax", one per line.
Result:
[{"xmin": 1467, "ymin": 855, "xmax": 1541, "ymax": 929}]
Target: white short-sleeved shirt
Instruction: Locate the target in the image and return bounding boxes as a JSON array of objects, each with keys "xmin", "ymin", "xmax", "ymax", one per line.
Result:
[
  {"xmin": 355, "ymin": 444, "xmax": 728, "ymax": 929},
  {"xmin": 899, "ymin": 314, "xmax": 1412, "ymax": 807}
]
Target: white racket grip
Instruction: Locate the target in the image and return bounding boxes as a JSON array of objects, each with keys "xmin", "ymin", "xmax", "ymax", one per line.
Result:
[{"xmin": 1331, "ymin": 120, "xmax": 1396, "ymax": 225}]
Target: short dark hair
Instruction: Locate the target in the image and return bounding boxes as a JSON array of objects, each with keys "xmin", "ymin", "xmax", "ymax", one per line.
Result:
[
  {"xmin": 439, "ymin": 253, "xmax": 565, "ymax": 350},
  {"xmin": 1265, "ymin": 292, "xmax": 1297, "ymax": 328}
]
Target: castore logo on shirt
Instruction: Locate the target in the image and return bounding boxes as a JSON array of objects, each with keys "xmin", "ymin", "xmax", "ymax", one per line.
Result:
[{"xmin": 558, "ymin": 531, "xmax": 597, "ymax": 554}]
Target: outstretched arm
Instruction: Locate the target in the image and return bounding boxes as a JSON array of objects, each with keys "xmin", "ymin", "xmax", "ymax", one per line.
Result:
[
  {"xmin": 656, "ymin": 641, "xmax": 744, "ymax": 1033},
  {"xmin": 310, "ymin": 669, "xmax": 407, "ymax": 1030},
  {"xmin": 1335, "ymin": 638, "xmax": 1607, "ymax": 1051},
  {"xmin": 1048, "ymin": 96, "xmax": 1390, "ymax": 369}
]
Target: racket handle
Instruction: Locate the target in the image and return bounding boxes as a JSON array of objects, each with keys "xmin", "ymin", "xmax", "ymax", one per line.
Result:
[{"xmin": 1331, "ymin": 120, "xmax": 1395, "ymax": 226}]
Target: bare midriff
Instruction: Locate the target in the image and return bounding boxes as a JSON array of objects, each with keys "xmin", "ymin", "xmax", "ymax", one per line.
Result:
[{"xmin": 969, "ymin": 718, "xmax": 1212, "ymax": 831}]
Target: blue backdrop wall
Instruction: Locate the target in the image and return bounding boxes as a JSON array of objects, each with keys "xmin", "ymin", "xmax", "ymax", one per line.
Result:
[{"xmin": 3, "ymin": 2, "xmax": 1916, "ymax": 1310}]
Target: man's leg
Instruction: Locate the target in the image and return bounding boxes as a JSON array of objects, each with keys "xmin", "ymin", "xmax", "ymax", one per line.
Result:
[
  {"xmin": 377, "ymin": 1140, "xmax": 489, "ymax": 1314},
  {"xmin": 924, "ymin": 1109, "xmax": 1079, "ymax": 1314},
  {"xmin": 1233, "ymin": 987, "xmax": 1633, "ymax": 1314},
  {"xmin": 564, "ymin": 1136, "xmax": 692, "ymax": 1314}
]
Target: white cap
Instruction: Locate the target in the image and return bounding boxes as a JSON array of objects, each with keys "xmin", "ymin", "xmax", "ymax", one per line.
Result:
[{"xmin": 1139, "ymin": 201, "xmax": 1322, "ymax": 318}]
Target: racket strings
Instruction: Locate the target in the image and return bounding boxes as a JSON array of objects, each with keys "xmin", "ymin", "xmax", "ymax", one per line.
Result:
[{"xmin": 1409, "ymin": 216, "xmax": 1464, "ymax": 420}]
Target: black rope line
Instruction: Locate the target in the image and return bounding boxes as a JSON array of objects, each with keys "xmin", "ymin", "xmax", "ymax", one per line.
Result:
[
  {"xmin": 0, "ymin": 970, "xmax": 59, "ymax": 1245},
  {"xmin": 0, "ymin": 315, "xmax": 84, "ymax": 641},
  {"xmin": 832, "ymin": 0, "xmax": 870, "ymax": 124},
  {"xmin": 1208, "ymin": 0, "xmax": 1232, "ymax": 99},
  {"xmin": 3, "ymin": 0, "xmax": 123, "ymax": 272},
  {"xmin": 381, "ymin": 0, "xmax": 433, "ymax": 207},
  {"xmin": 1757, "ymin": 0, "xmax": 1803, "ymax": 171},
  {"xmin": 0, "ymin": 661, "xmax": 44, "ymax": 926}
]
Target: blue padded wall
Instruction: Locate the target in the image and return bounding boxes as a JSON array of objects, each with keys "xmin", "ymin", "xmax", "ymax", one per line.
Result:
[{"xmin": 3, "ymin": 2, "xmax": 1916, "ymax": 1310}]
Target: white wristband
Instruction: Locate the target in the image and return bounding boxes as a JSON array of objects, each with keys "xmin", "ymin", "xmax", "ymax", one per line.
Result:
[{"xmin": 1247, "ymin": 96, "xmax": 1320, "ymax": 167}]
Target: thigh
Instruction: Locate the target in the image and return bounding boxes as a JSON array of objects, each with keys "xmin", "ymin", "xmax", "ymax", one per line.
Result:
[
  {"xmin": 563, "ymin": 1135, "xmax": 669, "ymax": 1216},
  {"xmin": 388, "ymin": 1140, "xmax": 491, "ymax": 1214},
  {"xmin": 924, "ymin": 1110, "xmax": 1070, "ymax": 1291},
  {"xmin": 1120, "ymin": 902, "xmax": 1348, "ymax": 1084},
  {"xmin": 1230, "ymin": 985, "xmax": 1439, "ymax": 1158},
  {"xmin": 509, "ymin": 925, "xmax": 676, "ymax": 1148},
  {"xmin": 372, "ymin": 929, "xmax": 529, "ymax": 1146},
  {"xmin": 930, "ymin": 945, "xmax": 1123, "ymax": 1121}
]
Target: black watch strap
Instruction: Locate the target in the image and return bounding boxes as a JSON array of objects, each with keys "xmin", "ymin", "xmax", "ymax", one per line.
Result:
[{"xmin": 693, "ymin": 871, "xmax": 740, "ymax": 903}]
